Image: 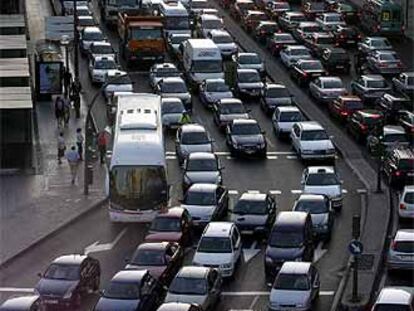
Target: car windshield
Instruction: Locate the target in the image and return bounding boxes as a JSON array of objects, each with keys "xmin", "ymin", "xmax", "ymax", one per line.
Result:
[
  {"xmin": 275, "ymin": 34, "xmax": 294, "ymax": 42},
  {"xmin": 404, "ymin": 192, "xmax": 414, "ymax": 204},
  {"xmin": 232, "ymin": 123, "xmax": 261, "ymax": 135},
  {"xmin": 303, "ymin": 26, "xmax": 321, "ymax": 33},
  {"xmin": 192, "ymin": 60, "xmax": 223, "ymax": 73},
  {"xmin": 306, "ymin": 173, "xmax": 340, "ymax": 185},
  {"xmin": 374, "ymin": 305, "xmax": 411, "ymax": 311},
  {"xmin": 213, "ymin": 35, "xmax": 233, "ymax": 44},
  {"xmin": 399, "ymin": 159, "xmax": 414, "ymax": 170},
  {"xmin": 44, "ymin": 264, "xmax": 79, "ymax": 281},
  {"xmin": 131, "ymin": 249, "xmax": 165, "ymax": 266},
  {"xmin": 274, "ymin": 274, "xmax": 310, "ymax": 290},
  {"xmin": 221, "ymin": 103, "xmax": 245, "ymax": 114},
  {"xmin": 326, "ymin": 15, "xmax": 341, "ymax": 22},
  {"xmin": 234, "ymin": 199, "xmax": 267, "ymax": 215},
  {"xmin": 301, "ymin": 61, "xmax": 323, "ymax": 70},
  {"xmin": 181, "ymin": 131, "xmax": 209, "ymax": 144},
  {"xmin": 185, "ymin": 191, "xmax": 216, "ymax": 205},
  {"xmin": 295, "ymin": 199, "xmax": 329, "ymax": 214},
  {"xmin": 301, "ymin": 130, "xmax": 329, "ymax": 141},
  {"xmin": 91, "ymin": 45, "xmax": 113, "ymax": 54},
  {"xmin": 79, "ymin": 18, "xmax": 95, "ymax": 26},
  {"xmin": 317, "ymin": 37, "xmax": 334, "ymax": 45},
  {"xmin": 187, "ymin": 159, "xmax": 218, "ymax": 171},
  {"xmin": 239, "ymin": 54, "xmax": 261, "ymax": 64},
  {"xmin": 170, "ymin": 36, "xmax": 189, "ymax": 45},
  {"xmin": 207, "ymin": 82, "xmax": 230, "ymax": 92},
  {"xmin": 269, "ymin": 231, "xmax": 303, "ymax": 248},
  {"xmin": 327, "ymin": 52, "xmax": 349, "ymax": 61},
  {"xmin": 367, "ymin": 80, "xmax": 387, "ymax": 88},
  {"xmin": 279, "ymin": 111, "xmax": 302, "ymax": 122},
  {"xmin": 150, "ymin": 217, "xmax": 181, "ymax": 232},
  {"xmin": 291, "ymin": 48, "xmax": 309, "ymax": 56},
  {"xmin": 394, "ymin": 241, "xmax": 414, "ymax": 253},
  {"xmin": 379, "ymin": 53, "xmax": 399, "ymax": 61},
  {"xmin": 104, "ymin": 282, "xmax": 140, "ymax": 299},
  {"xmin": 84, "ymin": 31, "xmax": 104, "ymax": 41},
  {"xmin": 383, "ymin": 133, "xmax": 408, "ymax": 143},
  {"xmin": 203, "ymin": 20, "xmax": 223, "ymax": 29},
  {"xmin": 161, "ymin": 81, "xmax": 187, "ymax": 93},
  {"xmin": 155, "ymin": 68, "xmax": 180, "ymax": 77},
  {"xmin": 372, "ymin": 39, "xmax": 391, "ymax": 48},
  {"xmin": 198, "ymin": 236, "xmax": 232, "ymax": 253},
  {"xmin": 169, "ymin": 277, "xmax": 207, "ymax": 295},
  {"xmin": 95, "ymin": 59, "xmax": 116, "ymax": 70},
  {"xmin": 266, "ymin": 87, "xmax": 290, "ymax": 98},
  {"xmin": 323, "ymin": 80, "xmax": 343, "ymax": 89},
  {"xmin": 239, "ymin": 71, "xmax": 261, "ymax": 83},
  {"xmin": 162, "ymin": 102, "xmax": 184, "ymax": 114}
]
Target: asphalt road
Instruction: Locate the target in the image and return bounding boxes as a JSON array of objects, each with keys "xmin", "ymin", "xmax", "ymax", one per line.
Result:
[{"xmin": 5, "ymin": 0, "xmax": 413, "ymax": 309}]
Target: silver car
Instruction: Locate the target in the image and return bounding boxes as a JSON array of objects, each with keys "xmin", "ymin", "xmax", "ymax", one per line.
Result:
[
  {"xmin": 269, "ymin": 262, "xmax": 320, "ymax": 311},
  {"xmin": 103, "ymin": 71, "xmax": 132, "ymax": 99},
  {"xmin": 358, "ymin": 36, "xmax": 393, "ymax": 55},
  {"xmin": 156, "ymin": 77, "xmax": 192, "ymax": 111},
  {"xmin": 387, "ymin": 229, "xmax": 414, "ymax": 271},
  {"xmin": 161, "ymin": 98, "xmax": 186, "ymax": 130},
  {"xmin": 182, "ymin": 152, "xmax": 223, "ymax": 193},
  {"xmin": 272, "ymin": 106, "xmax": 304, "ymax": 137},
  {"xmin": 366, "ymin": 50, "xmax": 404, "ymax": 75},
  {"xmin": 208, "ymin": 29, "xmax": 238, "ymax": 58},
  {"xmin": 165, "ymin": 266, "xmax": 222, "ymax": 311},
  {"xmin": 234, "ymin": 69, "xmax": 264, "ymax": 98},
  {"xmin": 168, "ymin": 33, "xmax": 192, "ymax": 57},
  {"xmin": 88, "ymin": 55, "xmax": 119, "ymax": 84},
  {"xmin": 232, "ymin": 52, "xmax": 265, "ymax": 75},
  {"xmin": 213, "ymin": 98, "xmax": 250, "ymax": 130},
  {"xmin": 309, "ymin": 76, "xmax": 347, "ymax": 104},
  {"xmin": 280, "ymin": 45, "xmax": 312, "ymax": 68},
  {"xmin": 149, "ymin": 63, "xmax": 181, "ymax": 89},
  {"xmin": 176, "ymin": 124, "xmax": 213, "ymax": 164},
  {"xmin": 199, "ymin": 78, "xmax": 234, "ymax": 108},
  {"xmin": 79, "ymin": 27, "xmax": 106, "ymax": 54},
  {"xmin": 399, "ymin": 186, "xmax": 414, "ymax": 219}
]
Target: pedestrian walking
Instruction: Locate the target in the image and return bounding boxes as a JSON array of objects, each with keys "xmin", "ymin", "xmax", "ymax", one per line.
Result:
[
  {"xmin": 57, "ymin": 132, "xmax": 66, "ymax": 164},
  {"xmin": 65, "ymin": 146, "xmax": 80, "ymax": 184},
  {"xmin": 63, "ymin": 97, "xmax": 71, "ymax": 126},
  {"xmin": 71, "ymin": 81, "xmax": 81, "ymax": 119},
  {"xmin": 97, "ymin": 130, "xmax": 109, "ymax": 164},
  {"xmin": 55, "ymin": 96, "xmax": 65, "ymax": 129},
  {"xmin": 179, "ymin": 110, "xmax": 192, "ymax": 124},
  {"xmin": 63, "ymin": 69, "xmax": 72, "ymax": 98},
  {"xmin": 76, "ymin": 128, "xmax": 84, "ymax": 161}
]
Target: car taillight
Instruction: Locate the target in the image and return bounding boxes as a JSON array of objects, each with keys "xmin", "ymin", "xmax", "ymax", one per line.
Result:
[
  {"xmin": 401, "ymin": 25, "xmax": 405, "ymax": 31},
  {"xmin": 410, "ymin": 127, "xmax": 414, "ymax": 133},
  {"xmin": 340, "ymin": 34, "xmax": 345, "ymax": 39},
  {"xmin": 303, "ymin": 72, "xmax": 308, "ymax": 77},
  {"xmin": 340, "ymin": 111, "xmax": 348, "ymax": 116},
  {"xmin": 360, "ymin": 124, "xmax": 367, "ymax": 131},
  {"xmin": 379, "ymin": 62, "xmax": 388, "ymax": 68},
  {"xmin": 394, "ymin": 170, "xmax": 402, "ymax": 176},
  {"xmin": 400, "ymin": 203, "xmax": 406, "ymax": 210},
  {"xmin": 391, "ymin": 240, "xmax": 396, "ymax": 250},
  {"xmin": 376, "ymin": 24, "xmax": 381, "ymax": 31}
]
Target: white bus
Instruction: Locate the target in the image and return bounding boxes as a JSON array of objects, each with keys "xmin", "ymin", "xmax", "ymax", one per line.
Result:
[
  {"xmin": 159, "ymin": 1, "xmax": 191, "ymax": 37},
  {"xmin": 107, "ymin": 94, "xmax": 168, "ymax": 222}
]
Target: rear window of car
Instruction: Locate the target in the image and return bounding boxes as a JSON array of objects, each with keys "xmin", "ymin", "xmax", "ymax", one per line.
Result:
[
  {"xmin": 398, "ymin": 159, "xmax": 414, "ymax": 170},
  {"xmin": 328, "ymin": 52, "xmax": 349, "ymax": 61},
  {"xmin": 404, "ymin": 192, "xmax": 414, "ymax": 204},
  {"xmin": 394, "ymin": 241, "xmax": 414, "ymax": 253}
]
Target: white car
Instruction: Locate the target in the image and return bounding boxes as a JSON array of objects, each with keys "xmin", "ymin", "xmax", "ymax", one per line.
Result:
[
  {"xmin": 301, "ymin": 166, "xmax": 343, "ymax": 211},
  {"xmin": 280, "ymin": 45, "xmax": 312, "ymax": 68},
  {"xmin": 208, "ymin": 29, "xmax": 238, "ymax": 58},
  {"xmin": 161, "ymin": 98, "xmax": 186, "ymax": 129},
  {"xmin": 88, "ymin": 42, "xmax": 116, "ymax": 61},
  {"xmin": 103, "ymin": 71, "xmax": 132, "ymax": 99},
  {"xmin": 167, "ymin": 33, "xmax": 192, "ymax": 56},
  {"xmin": 272, "ymin": 106, "xmax": 304, "ymax": 137},
  {"xmin": 155, "ymin": 77, "xmax": 192, "ymax": 111},
  {"xmin": 176, "ymin": 124, "xmax": 213, "ymax": 164},
  {"xmin": 197, "ymin": 14, "xmax": 224, "ymax": 38},
  {"xmin": 193, "ymin": 222, "xmax": 242, "ymax": 278},
  {"xmin": 79, "ymin": 27, "xmax": 106, "ymax": 54},
  {"xmin": 372, "ymin": 287, "xmax": 414, "ymax": 311},
  {"xmin": 399, "ymin": 186, "xmax": 414, "ymax": 219},
  {"xmin": 309, "ymin": 77, "xmax": 347, "ymax": 104},
  {"xmin": 149, "ymin": 63, "xmax": 181, "ymax": 89},
  {"xmin": 387, "ymin": 229, "xmax": 414, "ymax": 271},
  {"xmin": 88, "ymin": 55, "xmax": 119, "ymax": 84},
  {"xmin": 315, "ymin": 13, "xmax": 346, "ymax": 31},
  {"xmin": 290, "ymin": 121, "xmax": 336, "ymax": 161}
]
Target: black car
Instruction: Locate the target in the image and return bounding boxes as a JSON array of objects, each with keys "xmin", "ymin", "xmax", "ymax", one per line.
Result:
[
  {"xmin": 398, "ymin": 110, "xmax": 414, "ymax": 137},
  {"xmin": 35, "ymin": 254, "xmax": 100, "ymax": 309},
  {"xmin": 331, "ymin": 25, "xmax": 361, "ymax": 47},
  {"xmin": 347, "ymin": 109, "xmax": 384, "ymax": 142},
  {"xmin": 213, "ymin": 98, "xmax": 250, "ymax": 130},
  {"xmin": 254, "ymin": 21, "xmax": 280, "ymax": 44},
  {"xmin": 267, "ymin": 32, "xmax": 297, "ymax": 56},
  {"xmin": 230, "ymin": 192, "xmax": 276, "ymax": 238},
  {"xmin": 290, "ymin": 59, "xmax": 327, "ymax": 86},
  {"xmin": 94, "ymin": 270, "xmax": 165, "ymax": 311},
  {"xmin": 226, "ymin": 119, "xmax": 267, "ymax": 157},
  {"xmin": 383, "ymin": 147, "xmax": 414, "ymax": 188},
  {"xmin": 320, "ymin": 47, "xmax": 350, "ymax": 74},
  {"xmin": 375, "ymin": 93, "xmax": 412, "ymax": 124},
  {"xmin": 264, "ymin": 211, "xmax": 314, "ymax": 285}
]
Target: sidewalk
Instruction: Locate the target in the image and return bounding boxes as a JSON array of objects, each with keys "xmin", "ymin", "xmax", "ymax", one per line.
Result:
[{"xmin": 0, "ymin": 0, "xmax": 106, "ymax": 266}]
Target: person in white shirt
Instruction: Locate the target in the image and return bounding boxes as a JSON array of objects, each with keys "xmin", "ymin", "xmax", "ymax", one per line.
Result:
[{"xmin": 65, "ymin": 146, "xmax": 80, "ymax": 184}]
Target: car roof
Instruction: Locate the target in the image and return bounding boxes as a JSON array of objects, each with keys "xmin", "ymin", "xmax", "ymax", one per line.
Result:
[
  {"xmin": 338, "ymin": 95, "xmax": 362, "ymax": 102},
  {"xmin": 297, "ymin": 121, "xmax": 324, "ymax": 131},
  {"xmin": 188, "ymin": 152, "xmax": 216, "ymax": 160},
  {"xmin": 367, "ymin": 36, "xmax": 388, "ymax": 41},
  {"xmin": 203, "ymin": 221, "xmax": 234, "ymax": 237},
  {"xmin": 238, "ymin": 52, "xmax": 259, "ymax": 57},
  {"xmin": 383, "ymin": 125, "xmax": 405, "ymax": 135},
  {"xmin": 275, "ymin": 211, "xmax": 309, "ymax": 227},
  {"xmin": 201, "ymin": 14, "xmax": 221, "ymax": 21},
  {"xmin": 297, "ymin": 59, "xmax": 321, "ymax": 64},
  {"xmin": 181, "ymin": 123, "xmax": 207, "ymax": 133},
  {"xmin": 52, "ymin": 254, "xmax": 87, "ymax": 265},
  {"xmin": 177, "ymin": 266, "xmax": 210, "ymax": 278},
  {"xmin": 0, "ymin": 296, "xmax": 39, "ymax": 310},
  {"xmin": 246, "ymin": 10, "xmax": 266, "ymax": 15},
  {"xmin": 376, "ymin": 287, "xmax": 414, "ymax": 304},
  {"xmin": 93, "ymin": 55, "xmax": 115, "ymax": 62},
  {"xmin": 112, "ymin": 270, "xmax": 148, "ymax": 283},
  {"xmin": 277, "ymin": 106, "xmax": 300, "ymax": 112},
  {"xmin": 157, "ymin": 302, "xmax": 194, "ymax": 311},
  {"xmin": 83, "ymin": 26, "xmax": 101, "ymax": 33},
  {"xmin": 162, "ymin": 97, "xmax": 183, "ymax": 104},
  {"xmin": 157, "ymin": 207, "xmax": 185, "ymax": 218},
  {"xmin": 297, "ymin": 193, "xmax": 326, "ymax": 201},
  {"xmin": 205, "ymin": 78, "xmax": 226, "ymax": 84},
  {"xmin": 237, "ymin": 68, "xmax": 260, "ymax": 74},
  {"xmin": 265, "ymin": 83, "xmax": 287, "ymax": 89},
  {"xmin": 311, "ymin": 32, "xmax": 334, "ymax": 38},
  {"xmin": 318, "ymin": 76, "xmax": 342, "ymax": 82},
  {"xmin": 137, "ymin": 241, "xmax": 171, "ymax": 251},
  {"xmin": 91, "ymin": 41, "xmax": 111, "ymax": 47},
  {"xmin": 154, "ymin": 63, "xmax": 177, "ymax": 70},
  {"xmin": 219, "ymin": 98, "xmax": 242, "ymax": 105},
  {"xmin": 161, "ymin": 77, "xmax": 186, "ymax": 84},
  {"xmin": 298, "ymin": 21, "xmax": 320, "ymax": 27},
  {"xmin": 395, "ymin": 229, "xmax": 414, "ymax": 242},
  {"xmin": 361, "ymin": 74, "xmax": 386, "ymax": 81},
  {"xmin": 232, "ymin": 118, "xmax": 258, "ymax": 125},
  {"xmin": 285, "ymin": 11, "xmax": 304, "ymax": 16},
  {"xmin": 279, "ymin": 261, "xmax": 311, "ymax": 275},
  {"xmin": 188, "ymin": 183, "xmax": 218, "ymax": 192},
  {"xmin": 307, "ymin": 166, "xmax": 335, "ymax": 174},
  {"xmin": 286, "ymin": 45, "xmax": 308, "ymax": 50},
  {"xmin": 209, "ymin": 29, "xmax": 231, "ymax": 36},
  {"xmin": 239, "ymin": 192, "xmax": 267, "ymax": 201}
]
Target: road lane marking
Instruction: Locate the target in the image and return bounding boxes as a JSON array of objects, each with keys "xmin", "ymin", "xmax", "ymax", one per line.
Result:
[
  {"xmin": 269, "ymin": 190, "xmax": 282, "ymax": 195},
  {"xmin": 165, "ymin": 151, "xmax": 295, "ymax": 156},
  {"xmin": 215, "ymin": 151, "xmax": 231, "ymax": 155},
  {"xmin": 342, "ymin": 189, "xmax": 348, "ymax": 194},
  {"xmin": 166, "ymin": 156, "xmax": 176, "ymax": 160},
  {"xmin": 266, "ymin": 155, "xmax": 278, "ymax": 159},
  {"xmin": 313, "ymin": 242, "xmax": 328, "ymax": 263},
  {"xmin": 222, "ymin": 290, "xmax": 335, "ymax": 296},
  {"xmin": 320, "ymin": 291, "xmax": 335, "ymax": 296},
  {"xmin": 0, "ymin": 288, "xmax": 34, "ymax": 293},
  {"xmin": 249, "ymin": 295, "xmax": 260, "ymax": 309},
  {"xmin": 84, "ymin": 227, "xmax": 128, "ymax": 255},
  {"xmin": 286, "ymin": 155, "xmax": 298, "ymax": 159},
  {"xmin": 357, "ymin": 189, "xmax": 368, "ymax": 194},
  {"xmin": 229, "ymin": 190, "xmax": 239, "ymax": 195},
  {"xmin": 291, "ymin": 190, "xmax": 303, "ymax": 194},
  {"xmin": 266, "ymin": 138, "xmax": 275, "ymax": 148}
]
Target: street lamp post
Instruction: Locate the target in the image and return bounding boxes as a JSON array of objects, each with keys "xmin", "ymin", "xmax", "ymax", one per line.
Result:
[
  {"xmin": 73, "ymin": 0, "xmax": 81, "ymax": 118},
  {"xmin": 83, "ymin": 73, "xmax": 128, "ymax": 195}
]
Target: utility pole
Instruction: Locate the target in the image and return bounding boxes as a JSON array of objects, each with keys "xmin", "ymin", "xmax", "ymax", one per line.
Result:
[
  {"xmin": 350, "ymin": 214, "xmax": 362, "ymax": 303},
  {"xmin": 73, "ymin": 0, "xmax": 81, "ymax": 118}
]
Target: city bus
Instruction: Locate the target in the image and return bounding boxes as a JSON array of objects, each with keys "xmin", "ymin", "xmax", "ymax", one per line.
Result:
[
  {"xmin": 107, "ymin": 94, "xmax": 168, "ymax": 222},
  {"xmin": 359, "ymin": 0, "xmax": 404, "ymax": 36},
  {"xmin": 159, "ymin": 1, "xmax": 191, "ymax": 37}
]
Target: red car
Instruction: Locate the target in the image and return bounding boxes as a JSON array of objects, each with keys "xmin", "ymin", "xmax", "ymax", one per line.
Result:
[
  {"xmin": 145, "ymin": 207, "xmax": 193, "ymax": 247},
  {"xmin": 125, "ymin": 242, "xmax": 184, "ymax": 286},
  {"xmin": 347, "ymin": 109, "xmax": 384, "ymax": 142},
  {"xmin": 328, "ymin": 96, "xmax": 364, "ymax": 122}
]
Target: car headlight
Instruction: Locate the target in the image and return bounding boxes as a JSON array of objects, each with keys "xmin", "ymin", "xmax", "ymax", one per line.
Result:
[
  {"xmin": 220, "ymin": 262, "xmax": 232, "ymax": 269},
  {"xmin": 63, "ymin": 291, "xmax": 72, "ymax": 300}
]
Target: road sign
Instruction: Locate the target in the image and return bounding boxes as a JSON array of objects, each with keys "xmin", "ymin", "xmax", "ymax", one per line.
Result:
[{"xmin": 348, "ymin": 239, "xmax": 363, "ymax": 256}]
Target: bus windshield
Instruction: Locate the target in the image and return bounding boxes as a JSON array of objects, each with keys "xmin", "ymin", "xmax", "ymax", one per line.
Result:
[
  {"xmin": 110, "ymin": 166, "xmax": 168, "ymax": 211},
  {"xmin": 165, "ymin": 16, "xmax": 190, "ymax": 30}
]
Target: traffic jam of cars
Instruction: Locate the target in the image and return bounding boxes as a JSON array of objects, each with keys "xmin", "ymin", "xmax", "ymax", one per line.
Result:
[{"xmin": 2, "ymin": 0, "xmax": 413, "ymax": 310}]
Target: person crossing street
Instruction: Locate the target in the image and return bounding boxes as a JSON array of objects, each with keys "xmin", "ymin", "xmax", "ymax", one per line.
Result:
[{"xmin": 179, "ymin": 110, "xmax": 192, "ymax": 124}]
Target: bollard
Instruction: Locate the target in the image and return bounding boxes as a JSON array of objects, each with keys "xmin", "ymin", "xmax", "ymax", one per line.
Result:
[{"xmin": 87, "ymin": 165, "xmax": 94, "ymax": 185}]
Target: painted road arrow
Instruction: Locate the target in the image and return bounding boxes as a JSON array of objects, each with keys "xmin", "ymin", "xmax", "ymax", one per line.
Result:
[
  {"xmin": 313, "ymin": 242, "xmax": 328, "ymax": 263},
  {"xmin": 84, "ymin": 228, "xmax": 128, "ymax": 255},
  {"xmin": 242, "ymin": 240, "xmax": 261, "ymax": 263}
]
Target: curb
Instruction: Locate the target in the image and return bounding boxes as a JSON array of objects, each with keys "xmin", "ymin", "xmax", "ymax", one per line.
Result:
[{"xmin": 0, "ymin": 198, "xmax": 107, "ymax": 269}]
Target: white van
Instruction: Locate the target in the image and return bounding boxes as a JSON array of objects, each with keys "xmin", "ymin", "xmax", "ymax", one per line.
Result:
[
  {"xmin": 159, "ymin": 1, "xmax": 191, "ymax": 37},
  {"xmin": 182, "ymin": 39, "xmax": 224, "ymax": 87}
]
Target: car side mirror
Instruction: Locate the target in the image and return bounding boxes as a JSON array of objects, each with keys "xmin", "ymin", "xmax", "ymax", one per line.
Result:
[
  {"xmin": 329, "ymin": 135, "xmax": 334, "ymax": 140},
  {"xmin": 37, "ymin": 272, "xmax": 42, "ymax": 278}
]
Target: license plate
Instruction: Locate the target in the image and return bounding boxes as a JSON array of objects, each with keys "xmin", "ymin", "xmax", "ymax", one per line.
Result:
[
  {"xmin": 142, "ymin": 56, "xmax": 155, "ymax": 60},
  {"xmin": 347, "ymin": 40, "xmax": 355, "ymax": 43},
  {"xmin": 45, "ymin": 300, "xmax": 58, "ymax": 304},
  {"xmin": 336, "ymin": 65, "xmax": 344, "ymax": 68},
  {"xmin": 241, "ymin": 230, "xmax": 254, "ymax": 235}
]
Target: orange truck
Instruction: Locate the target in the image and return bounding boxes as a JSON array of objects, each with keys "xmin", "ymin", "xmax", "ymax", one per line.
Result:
[{"xmin": 117, "ymin": 13, "xmax": 166, "ymax": 66}]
